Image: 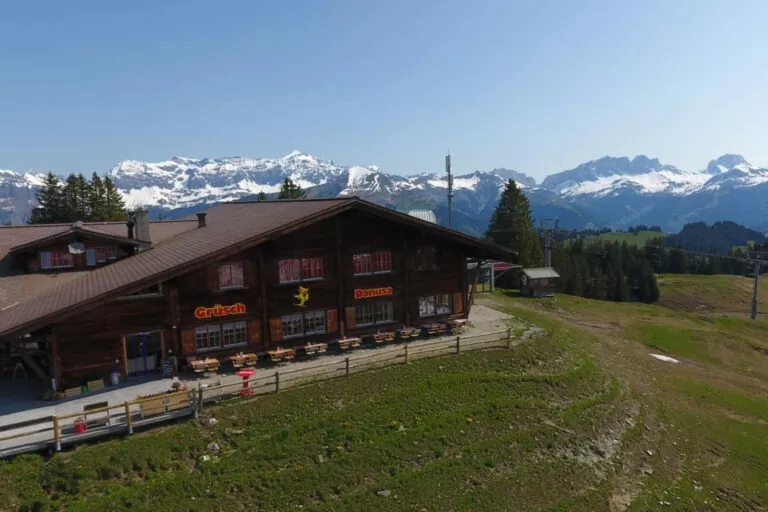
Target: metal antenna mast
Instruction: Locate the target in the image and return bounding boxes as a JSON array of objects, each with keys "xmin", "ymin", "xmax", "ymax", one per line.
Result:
[
  {"xmin": 539, "ymin": 218, "xmax": 559, "ymax": 268},
  {"xmin": 446, "ymin": 152, "xmax": 453, "ymax": 228}
]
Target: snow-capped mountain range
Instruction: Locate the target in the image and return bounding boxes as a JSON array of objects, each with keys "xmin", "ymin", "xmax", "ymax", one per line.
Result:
[{"xmin": 2, "ymin": 151, "xmax": 767, "ymax": 234}]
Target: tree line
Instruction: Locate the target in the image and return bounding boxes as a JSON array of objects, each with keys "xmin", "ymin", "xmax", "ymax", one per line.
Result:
[
  {"xmin": 486, "ymin": 179, "xmax": 659, "ymax": 303},
  {"xmin": 30, "ymin": 172, "xmax": 127, "ymax": 224}
]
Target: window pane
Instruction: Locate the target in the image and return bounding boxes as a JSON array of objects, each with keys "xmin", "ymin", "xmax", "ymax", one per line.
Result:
[
  {"xmin": 40, "ymin": 252, "xmax": 52, "ymax": 269},
  {"xmin": 352, "ymin": 254, "xmax": 372, "ymax": 275},
  {"xmin": 219, "ymin": 262, "xmax": 245, "ymax": 289},
  {"xmin": 195, "ymin": 324, "xmax": 222, "ymax": 351},
  {"xmin": 86, "ymin": 249, "xmax": 96, "ymax": 266},
  {"xmin": 222, "ymin": 320, "xmax": 247, "ymax": 346},
  {"xmin": 373, "ymin": 252, "xmax": 392, "ymax": 273},
  {"xmin": 304, "ymin": 310, "xmax": 326, "ymax": 335},
  {"xmin": 279, "ymin": 259, "xmax": 301, "ymax": 283},
  {"xmin": 301, "ymin": 257, "xmax": 323, "ymax": 280},
  {"xmin": 282, "ymin": 313, "xmax": 303, "ymax": 338},
  {"xmin": 436, "ymin": 294, "xmax": 452, "ymax": 315},
  {"xmin": 374, "ymin": 302, "xmax": 393, "ymax": 323},
  {"xmin": 419, "ymin": 296, "xmax": 436, "ymax": 317},
  {"xmin": 355, "ymin": 304, "xmax": 374, "ymax": 326}
]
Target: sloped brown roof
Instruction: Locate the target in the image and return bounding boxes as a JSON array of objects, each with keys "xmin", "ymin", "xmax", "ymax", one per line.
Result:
[
  {"xmin": 0, "ymin": 272, "xmax": 90, "ymax": 311},
  {"xmin": 0, "ymin": 219, "xmax": 198, "ymax": 260},
  {"xmin": 0, "ymin": 198, "xmax": 515, "ymax": 338}
]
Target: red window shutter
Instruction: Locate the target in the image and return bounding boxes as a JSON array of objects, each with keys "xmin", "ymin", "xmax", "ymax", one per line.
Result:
[
  {"xmin": 345, "ymin": 306, "xmax": 356, "ymax": 330},
  {"xmin": 269, "ymin": 317, "xmax": 283, "ymax": 343},
  {"xmin": 207, "ymin": 264, "xmax": 219, "ymax": 291},
  {"xmin": 181, "ymin": 328, "xmax": 195, "ymax": 355},
  {"xmin": 327, "ymin": 309, "xmax": 338, "ymax": 333},
  {"xmin": 247, "ymin": 320, "xmax": 261, "ymax": 346},
  {"xmin": 243, "ymin": 260, "xmax": 255, "ymax": 288},
  {"xmin": 453, "ymin": 292, "xmax": 464, "ymax": 315}
]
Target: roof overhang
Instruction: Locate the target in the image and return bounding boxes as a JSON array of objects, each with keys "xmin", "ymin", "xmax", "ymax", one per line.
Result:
[
  {"xmin": 0, "ymin": 198, "xmax": 515, "ymax": 339},
  {"xmin": 9, "ymin": 227, "xmax": 141, "ymax": 254}
]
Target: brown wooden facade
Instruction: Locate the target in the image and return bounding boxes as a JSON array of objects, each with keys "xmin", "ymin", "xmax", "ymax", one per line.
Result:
[{"xmin": 45, "ymin": 210, "xmax": 471, "ymax": 386}]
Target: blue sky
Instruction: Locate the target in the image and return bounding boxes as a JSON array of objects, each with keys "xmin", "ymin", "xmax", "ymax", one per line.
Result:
[{"xmin": 1, "ymin": 0, "xmax": 768, "ymax": 180}]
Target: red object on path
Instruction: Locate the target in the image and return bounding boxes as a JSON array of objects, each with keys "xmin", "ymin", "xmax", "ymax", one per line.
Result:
[
  {"xmin": 236, "ymin": 368, "xmax": 256, "ymax": 396},
  {"xmin": 74, "ymin": 417, "xmax": 86, "ymax": 433}
]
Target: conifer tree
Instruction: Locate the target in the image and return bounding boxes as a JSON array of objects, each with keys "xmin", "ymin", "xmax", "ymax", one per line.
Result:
[
  {"xmin": 257, "ymin": 191, "xmax": 268, "ymax": 201},
  {"xmin": 89, "ymin": 173, "xmax": 107, "ymax": 221},
  {"xmin": 486, "ymin": 179, "xmax": 543, "ymax": 268},
  {"xmin": 104, "ymin": 176, "xmax": 127, "ymax": 221},
  {"xmin": 30, "ymin": 172, "xmax": 64, "ymax": 224},
  {"xmin": 278, "ymin": 178, "xmax": 305, "ymax": 199}
]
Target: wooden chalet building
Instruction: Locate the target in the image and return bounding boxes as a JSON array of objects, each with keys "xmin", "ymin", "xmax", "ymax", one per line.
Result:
[{"xmin": 0, "ymin": 198, "xmax": 515, "ymax": 392}]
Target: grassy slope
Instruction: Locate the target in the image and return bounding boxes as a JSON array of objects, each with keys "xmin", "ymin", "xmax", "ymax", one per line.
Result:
[
  {"xmin": 2, "ymin": 274, "xmax": 768, "ymax": 511},
  {"xmin": 657, "ymin": 274, "xmax": 768, "ymax": 318}
]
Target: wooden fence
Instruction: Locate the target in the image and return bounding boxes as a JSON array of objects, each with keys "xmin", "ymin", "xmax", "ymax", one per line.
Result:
[{"xmin": 0, "ymin": 329, "xmax": 511, "ymax": 458}]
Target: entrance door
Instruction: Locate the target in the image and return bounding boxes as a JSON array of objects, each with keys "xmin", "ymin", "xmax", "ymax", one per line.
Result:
[{"xmin": 126, "ymin": 332, "xmax": 163, "ymax": 375}]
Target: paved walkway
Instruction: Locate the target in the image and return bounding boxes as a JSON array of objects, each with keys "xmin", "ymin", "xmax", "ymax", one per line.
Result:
[{"xmin": 0, "ymin": 305, "xmax": 512, "ymax": 454}]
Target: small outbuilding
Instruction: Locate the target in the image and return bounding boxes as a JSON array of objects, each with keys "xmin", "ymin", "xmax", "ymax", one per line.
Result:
[{"xmin": 520, "ymin": 268, "xmax": 560, "ymax": 298}]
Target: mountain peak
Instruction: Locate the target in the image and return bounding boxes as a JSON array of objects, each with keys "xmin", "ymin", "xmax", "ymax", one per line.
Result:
[
  {"xmin": 705, "ymin": 154, "xmax": 749, "ymax": 174},
  {"xmin": 281, "ymin": 150, "xmax": 319, "ymax": 163}
]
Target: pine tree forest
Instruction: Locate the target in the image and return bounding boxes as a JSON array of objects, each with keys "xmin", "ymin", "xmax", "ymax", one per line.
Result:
[{"xmin": 29, "ymin": 172, "xmax": 127, "ymax": 224}]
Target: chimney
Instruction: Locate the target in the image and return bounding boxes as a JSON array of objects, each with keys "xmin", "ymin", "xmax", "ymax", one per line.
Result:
[
  {"xmin": 196, "ymin": 212, "xmax": 207, "ymax": 228},
  {"xmin": 134, "ymin": 209, "xmax": 151, "ymax": 251},
  {"xmin": 126, "ymin": 212, "xmax": 136, "ymax": 239}
]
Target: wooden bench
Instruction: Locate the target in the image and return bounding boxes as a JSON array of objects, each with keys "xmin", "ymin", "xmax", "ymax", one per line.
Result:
[
  {"xmin": 230, "ymin": 354, "xmax": 245, "ymax": 368},
  {"xmin": 83, "ymin": 401, "xmax": 110, "ymax": 428},
  {"xmin": 64, "ymin": 387, "xmax": 82, "ymax": 398},
  {"xmin": 243, "ymin": 353, "xmax": 258, "ymax": 366},
  {"xmin": 87, "ymin": 378, "xmax": 105, "ymax": 392}
]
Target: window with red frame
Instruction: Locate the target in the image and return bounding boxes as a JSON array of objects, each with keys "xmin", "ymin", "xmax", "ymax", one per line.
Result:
[
  {"xmin": 352, "ymin": 253, "xmax": 372, "ymax": 275},
  {"xmin": 279, "ymin": 257, "xmax": 324, "ymax": 284},
  {"xmin": 219, "ymin": 262, "xmax": 245, "ymax": 289},
  {"xmin": 372, "ymin": 251, "xmax": 392, "ymax": 273},
  {"xmin": 40, "ymin": 250, "xmax": 74, "ymax": 270},
  {"xmin": 353, "ymin": 251, "xmax": 391, "ymax": 275},
  {"xmin": 301, "ymin": 256, "xmax": 324, "ymax": 280}
]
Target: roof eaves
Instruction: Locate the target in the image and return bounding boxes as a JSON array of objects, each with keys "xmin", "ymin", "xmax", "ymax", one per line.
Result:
[{"xmin": 0, "ymin": 200, "xmax": 355, "ymax": 339}]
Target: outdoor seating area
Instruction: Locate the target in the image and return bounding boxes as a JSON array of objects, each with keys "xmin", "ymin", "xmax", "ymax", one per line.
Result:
[
  {"xmin": 303, "ymin": 343, "xmax": 328, "ymax": 357},
  {"xmin": 337, "ymin": 337, "xmax": 362, "ymax": 350},
  {"xmin": 268, "ymin": 347, "xmax": 296, "ymax": 363},
  {"xmin": 190, "ymin": 358, "xmax": 221, "ymax": 374},
  {"xmin": 229, "ymin": 352, "xmax": 258, "ymax": 368}
]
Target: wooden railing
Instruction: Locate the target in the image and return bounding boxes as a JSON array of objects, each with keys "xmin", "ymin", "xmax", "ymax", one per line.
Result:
[{"xmin": 0, "ymin": 329, "xmax": 512, "ymax": 458}]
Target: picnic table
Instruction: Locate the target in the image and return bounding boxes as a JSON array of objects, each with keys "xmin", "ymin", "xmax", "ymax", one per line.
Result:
[
  {"xmin": 397, "ymin": 327, "xmax": 420, "ymax": 341},
  {"xmin": 372, "ymin": 331, "xmax": 395, "ymax": 344},
  {"xmin": 446, "ymin": 319, "xmax": 468, "ymax": 333},
  {"xmin": 337, "ymin": 337, "xmax": 361, "ymax": 350},
  {"xmin": 304, "ymin": 342, "xmax": 328, "ymax": 357},
  {"xmin": 230, "ymin": 352, "xmax": 257, "ymax": 368},
  {"xmin": 268, "ymin": 347, "xmax": 296, "ymax": 363},
  {"xmin": 191, "ymin": 358, "xmax": 220, "ymax": 374},
  {"xmin": 423, "ymin": 323, "xmax": 447, "ymax": 336}
]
